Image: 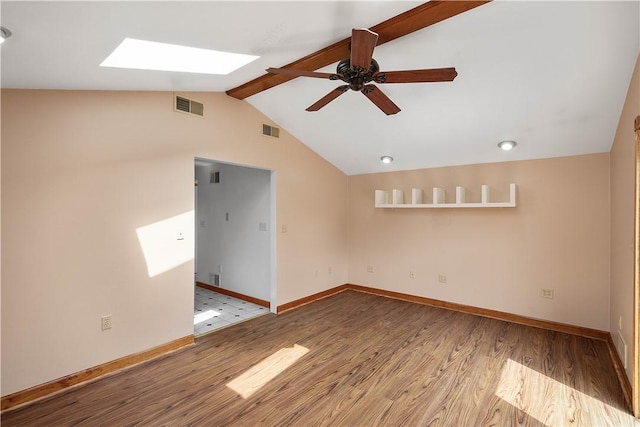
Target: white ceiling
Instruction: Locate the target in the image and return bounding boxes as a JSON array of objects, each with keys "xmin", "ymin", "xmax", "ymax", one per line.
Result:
[{"xmin": 1, "ymin": 1, "xmax": 638, "ymax": 175}]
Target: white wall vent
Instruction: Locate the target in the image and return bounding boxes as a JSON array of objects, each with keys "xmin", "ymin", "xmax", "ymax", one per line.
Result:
[
  {"xmin": 262, "ymin": 124, "xmax": 280, "ymax": 138},
  {"xmin": 175, "ymin": 95, "xmax": 204, "ymax": 117},
  {"xmin": 617, "ymin": 332, "xmax": 627, "ymax": 369}
]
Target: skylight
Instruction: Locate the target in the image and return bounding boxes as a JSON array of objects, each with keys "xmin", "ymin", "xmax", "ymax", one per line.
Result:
[{"xmin": 101, "ymin": 38, "xmax": 259, "ymax": 75}]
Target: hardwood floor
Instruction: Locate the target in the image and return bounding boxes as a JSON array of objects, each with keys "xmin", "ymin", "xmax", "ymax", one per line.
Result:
[{"xmin": 2, "ymin": 290, "xmax": 637, "ymax": 426}]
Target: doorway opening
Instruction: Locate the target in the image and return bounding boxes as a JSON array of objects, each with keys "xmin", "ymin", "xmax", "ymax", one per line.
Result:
[{"xmin": 194, "ymin": 158, "xmax": 276, "ymax": 336}]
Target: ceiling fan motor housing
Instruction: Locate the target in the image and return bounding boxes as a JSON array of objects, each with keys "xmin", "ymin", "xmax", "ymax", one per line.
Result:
[{"xmin": 337, "ymin": 58, "xmax": 380, "ymax": 91}]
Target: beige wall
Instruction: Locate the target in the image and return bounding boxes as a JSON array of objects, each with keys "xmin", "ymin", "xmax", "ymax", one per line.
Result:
[
  {"xmin": 2, "ymin": 62, "xmax": 636, "ymax": 397},
  {"xmin": 610, "ymin": 53, "xmax": 640, "ymax": 382},
  {"xmin": 0, "ymin": 89, "xmax": 348, "ymax": 395},
  {"xmin": 348, "ymin": 153, "xmax": 611, "ymax": 331}
]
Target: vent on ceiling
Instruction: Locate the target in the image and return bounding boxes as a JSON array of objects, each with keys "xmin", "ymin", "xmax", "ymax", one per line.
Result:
[
  {"xmin": 175, "ymin": 95, "xmax": 204, "ymax": 117},
  {"xmin": 262, "ymin": 124, "xmax": 280, "ymax": 138}
]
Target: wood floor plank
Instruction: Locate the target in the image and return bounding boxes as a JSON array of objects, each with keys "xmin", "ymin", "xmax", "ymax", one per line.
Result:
[{"xmin": 2, "ymin": 290, "xmax": 635, "ymax": 426}]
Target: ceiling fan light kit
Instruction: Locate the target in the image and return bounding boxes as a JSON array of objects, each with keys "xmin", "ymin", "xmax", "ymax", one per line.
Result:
[{"xmin": 266, "ymin": 28, "xmax": 457, "ymax": 115}]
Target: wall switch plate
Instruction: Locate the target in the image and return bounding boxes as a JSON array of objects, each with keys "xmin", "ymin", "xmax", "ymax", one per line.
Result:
[
  {"xmin": 366, "ymin": 265, "xmax": 374, "ymax": 273},
  {"xmin": 438, "ymin": 274, "xmax": 447, "ymax": 283},
  {"xmin": 409, "ymin": 271, "xmax": 415, "ymax": 279}
]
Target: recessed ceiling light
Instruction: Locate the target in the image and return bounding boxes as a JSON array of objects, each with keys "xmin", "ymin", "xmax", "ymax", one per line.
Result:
[
  {"xmin": 380, "ymin": 156, "xmax": 394, "ymax": 164},
  {"xmin": 498, "ymin": 140, "xmax": 517, "ymax": 151},
  {"xmin": 100, "ymin": 38, "xmax": 259, "ymax": 75},
  {"xmin": 0, "ymin": 27, "xmax": 12, "ymax": 44}
]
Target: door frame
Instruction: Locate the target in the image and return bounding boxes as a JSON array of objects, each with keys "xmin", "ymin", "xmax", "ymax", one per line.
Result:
[
  {"xmin": 634, "ymin": 115, "xmax": 639, "ymax": 418},
  {"xmin": 193, "ymin": 158, "xmax": 276, "ymax": 314}
]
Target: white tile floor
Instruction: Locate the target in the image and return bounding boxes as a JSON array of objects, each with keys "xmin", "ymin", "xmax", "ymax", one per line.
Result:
[{"xmin": 194, "ymin": 286, "xmax": 269, "ymax": 336}]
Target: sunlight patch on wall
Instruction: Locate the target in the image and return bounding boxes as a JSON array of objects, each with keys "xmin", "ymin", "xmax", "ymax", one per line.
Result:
[
  {"xmin": 496, "ymin": 358, "xmax": 627, "ymax": 425},
  {"xmin": 227, "ymin": 344, "xmax": 309, "ymax": 399},
  {"xmin": 136, "ymin": 211, "xmax": 194, "ymax": 278}
]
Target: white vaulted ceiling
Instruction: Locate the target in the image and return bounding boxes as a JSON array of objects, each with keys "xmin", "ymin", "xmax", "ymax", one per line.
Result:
[{"xmin": 1, "ymin": 1, "xmax": 638, "ymax": 175}]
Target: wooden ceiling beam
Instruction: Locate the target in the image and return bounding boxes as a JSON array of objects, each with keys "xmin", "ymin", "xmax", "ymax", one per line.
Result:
[{"xmin": 226, "ymin": 1, "xmax": 491, "ymax": 100}]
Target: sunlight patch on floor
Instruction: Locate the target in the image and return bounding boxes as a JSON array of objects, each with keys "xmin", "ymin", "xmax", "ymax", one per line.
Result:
[
  {"xmin": 193, "ymin": 309, "xmax": 220, "ymax": 325},
  {"xmin": 227, "ymin": 344, "xmax": 309, "ymax": 399},
  {"xmin": 136, "ymin": 210, "xmax": 194, "ymax": 277},
  {"xmin": 496, "ymin": 358, "xmax": 628, "ymax": 426}
]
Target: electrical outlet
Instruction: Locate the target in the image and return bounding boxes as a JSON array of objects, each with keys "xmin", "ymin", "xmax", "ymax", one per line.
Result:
[
  {"xmin": 281, "ymin": 224, "xmax": 288, "ymax": 233},
  {"xmin": 541, "ymin": 289, "xmax": 554, "ymax": 299},
  {"xmin": 619, "ymin": 316, "xmax": 622, "ymax": 331},
  {"xmin": 438, "ymin": 274, "xmax": 447, "ymax": 283},
  {"xmin": 101, "ymin": 315, "xmax": 112, "ymax": 331},
  {"xmin": 366, "ymin": 265, "xmax": 374, "ymax": 273},
  {"xmin": 328, "ymin": 266, "xmax": 332, "ymax": 274},
  {"xmin": 409, "ymin": 271, "xmax": 415, "ymax": 279}
]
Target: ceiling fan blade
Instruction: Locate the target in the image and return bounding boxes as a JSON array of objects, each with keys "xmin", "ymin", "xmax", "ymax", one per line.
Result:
[
  {"xmin": 227, "ymin": 1, "xmax": 490, "ymax": 99},
  {"xmin": 306, "ymin": 85, "xmax": 349, "ymax": 112},
  {"xmin": 362, "ymin": 85, "xmax": 401, "ymax": 115},
  {"xmin": 376, "ymin": 67, "xmax": 458, "ymax": 83},
  {"xmin": 350, "ymin": 28, "xmax": 379, "ymax": 70},
  {"xmin": 266, "ymin": 68, "xmax": 337, "ymax": 80}
]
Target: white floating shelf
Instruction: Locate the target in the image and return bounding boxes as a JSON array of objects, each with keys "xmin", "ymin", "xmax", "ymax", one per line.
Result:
[{"xmin": 375, "ymin": 184, "xmax": 517, "ymax": 209}]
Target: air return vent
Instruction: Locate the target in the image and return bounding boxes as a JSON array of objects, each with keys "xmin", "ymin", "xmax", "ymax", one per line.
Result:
[
  {"xmin": 262, "ymin": 124, "xmax": 280, "ymax": 138},
  {"xmin": 175, "ymin": 95, "xmax": 204, "ymax": 117},
  {"xmin": 617, "ymin": 332, "xmax": 627, "ymax": 369}
]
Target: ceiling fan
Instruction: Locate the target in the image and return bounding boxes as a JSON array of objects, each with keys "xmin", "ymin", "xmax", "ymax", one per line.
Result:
[{"xmin": 265, "ymin": 28, "xmax": 457, "ymax": 115}]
